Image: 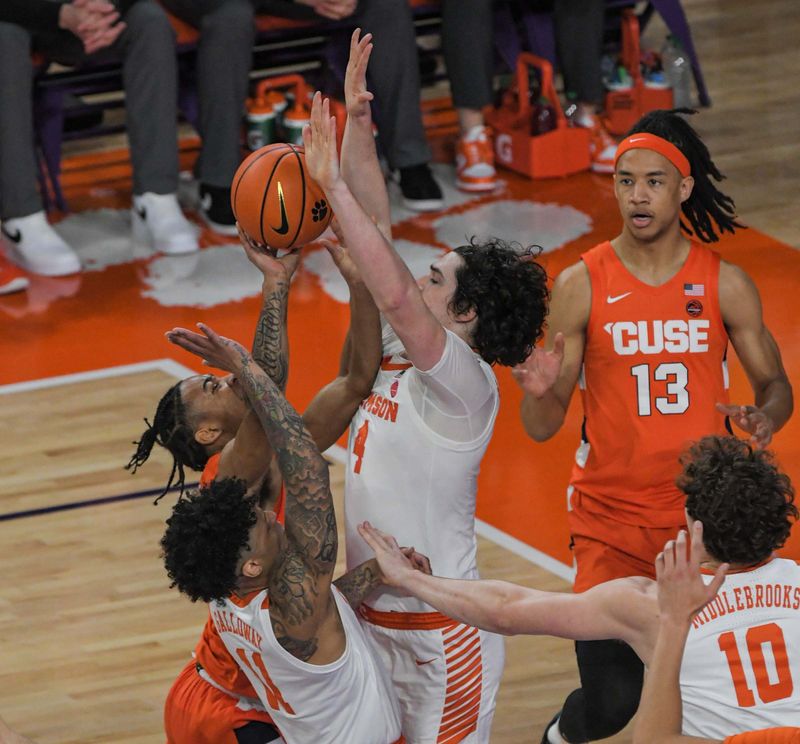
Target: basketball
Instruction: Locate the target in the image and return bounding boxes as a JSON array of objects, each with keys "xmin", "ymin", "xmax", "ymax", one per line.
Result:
[{"xmin": 231, "ymin": 143, "xmax": 332, "ymax": 251}]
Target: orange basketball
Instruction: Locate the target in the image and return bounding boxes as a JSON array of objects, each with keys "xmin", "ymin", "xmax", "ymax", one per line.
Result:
[{"xmin": 231, "ymin": 143, "xmax": 332, "ymax": 251}]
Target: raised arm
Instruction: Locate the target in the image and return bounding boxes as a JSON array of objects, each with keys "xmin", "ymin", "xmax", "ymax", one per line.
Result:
[
  {"xmin": 340, "ymin": 29, "xmax": 392, "ymax": 242},
  {"xmin": 514, "ymin": 261, "xmax": 590, "ymax": 441},
  {"xmin": 304, "ymin": 92, "xmax": 447, "ymax": 371},
  {"xmin": 302, "ymin": 237, "xmax": 382, "ymax": 451},
  {"xmin": 718, "ymin": 261, "xmax": 793, "ymax": 448},
  {"xmin": 358, "ymin": 522, "xmax": 656, "ymax": 658},
  {"xmin": 633, "ymin": 524, "xmax": 727, "ymax": 744}
]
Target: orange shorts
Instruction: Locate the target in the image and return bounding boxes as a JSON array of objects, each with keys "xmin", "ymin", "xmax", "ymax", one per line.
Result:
[
  {"xmin": 164, "ymin": 659, "xmax": 277, "ymax": 744},
  {"xmin": 568, "ymin": 490, "xmax": 685, "ymax": 592},
  {"xmin": 724, "ymin": 728, "xmax": 800, "ymax": 744}
]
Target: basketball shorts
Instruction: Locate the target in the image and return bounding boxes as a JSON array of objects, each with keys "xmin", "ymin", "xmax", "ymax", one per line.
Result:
[
  {"xmin": 568, "ymin": 488, "xmax": 685, "ymax": 592},
  {"xmin": 359, "ymin": 605, "xmax": 504, "ymax": 743},
  {"xmin": 164, "ymin": 659, "xmax": 282, "ymax": 744}
]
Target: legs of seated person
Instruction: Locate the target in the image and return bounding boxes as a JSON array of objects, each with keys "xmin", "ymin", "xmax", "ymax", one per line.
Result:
[{"xmin": 160, "ymin": 0, "xmax": 255, "ymax": 232}]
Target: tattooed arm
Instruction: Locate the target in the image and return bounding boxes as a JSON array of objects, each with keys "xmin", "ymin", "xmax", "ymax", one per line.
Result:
[
  {"xmin": 210, "ymin": 233, "xmax": 300, "ymax": 485},
  {"xmin": 333, "ymin": 558, "xmax": 381, "ymax": 609}
]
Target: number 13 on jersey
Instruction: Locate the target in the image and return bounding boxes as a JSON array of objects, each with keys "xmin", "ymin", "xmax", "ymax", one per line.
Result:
[{"xmin": 631, "ymin": 362, "xmax": 690, "ymax": 416}]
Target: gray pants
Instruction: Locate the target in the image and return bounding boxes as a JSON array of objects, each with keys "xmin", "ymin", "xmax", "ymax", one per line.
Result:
[
  {"xmin": 0, "ymin": 0, "xmax": 179, "ymax": 220},
  {"xmin": 159, "ymin": 0, "xmax": 255, "ymax": 189},
  {"xmin": 555, "ymin": 0, "xmax": 605, "ymax": 105}
]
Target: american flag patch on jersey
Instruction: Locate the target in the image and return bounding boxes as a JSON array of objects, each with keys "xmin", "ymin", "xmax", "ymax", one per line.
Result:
[{"xmin": 684, "ymin": 283, "xmax": 705, "ymax": 296}]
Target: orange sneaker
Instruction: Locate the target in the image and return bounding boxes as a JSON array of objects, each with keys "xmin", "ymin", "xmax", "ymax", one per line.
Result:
[
  {"xmin": 589, "ymin": 119, "xmax": 617, "ymax": 174},
  {"xmin": 0, "ymin": 254, "xmax": 28, "ymax": 295},
  {"xmin": 456, "ymin": 126, "xmax": 496, "ymax": 192}
]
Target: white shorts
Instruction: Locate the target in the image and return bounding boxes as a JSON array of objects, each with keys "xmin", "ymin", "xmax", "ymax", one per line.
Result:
[{"xmin": 359, "ymin": 605, "xmax": 505, "ymax": 744}]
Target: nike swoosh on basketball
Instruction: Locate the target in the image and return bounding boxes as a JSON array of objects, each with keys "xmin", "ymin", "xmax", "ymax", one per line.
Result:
[
  {"xmin": 272, "ymin": 181, "xmax": 289, "ymax": 235},
  {"xmin": 415, "ymin": 658, "xmax": 436, "ymax": 666},
  {"xmin": 607, "ymin": 292, "xmax": 632, "ymax": 304},
  {"xmin": 1, "ymin": 225, "xmax": 21, "ymax": 243}
]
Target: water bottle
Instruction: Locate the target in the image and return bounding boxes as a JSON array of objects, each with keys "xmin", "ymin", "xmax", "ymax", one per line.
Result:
[
  {"xmin": 662, "ymin": 35, "xmax": 693, "ymax": 108},
  {"xmin": 245, "ymin": 97, "xmax": 275, "ymax": 151}
]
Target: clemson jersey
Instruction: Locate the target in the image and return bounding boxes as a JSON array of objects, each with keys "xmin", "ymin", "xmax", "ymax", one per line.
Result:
[
  {"xmin": 195, "ymin": 454, "xmax": 285, "ymax": 699},
  {"xmin": 344, "ymin": 328, "xmax": 499, "ymax": 613},
  {"xmin": 212, "ymin": 586, "xmax": 403, "ymax": 743},
  {"xmin": 571, "ymin": 241, "xmax": 730, "ymax": 527},
  {"xmin": 681, "ymin": 558, "xmax": 800, "ymax": 737}
]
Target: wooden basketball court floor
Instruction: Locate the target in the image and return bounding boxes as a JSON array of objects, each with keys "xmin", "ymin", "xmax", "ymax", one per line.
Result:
[{"xmin": 1, "ymin": 1, "xmax": 798, "ymax": 741}]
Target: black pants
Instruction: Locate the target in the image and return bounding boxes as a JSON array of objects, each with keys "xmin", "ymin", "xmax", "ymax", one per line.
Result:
[{"xmin": 558, "ymin": 639, "xmax": 643, "ymax": 742}]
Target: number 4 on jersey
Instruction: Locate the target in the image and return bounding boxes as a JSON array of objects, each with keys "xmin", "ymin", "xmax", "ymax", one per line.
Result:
[{"xmin": 353, "ymin": 421, "xmax": 369, "ymax": 474}]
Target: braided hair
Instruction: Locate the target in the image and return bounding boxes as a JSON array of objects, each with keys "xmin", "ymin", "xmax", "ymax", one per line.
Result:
[
  {"xmin": 627, "ymin": 108, "xmax": 745, "ymax": 243},
  {"xmin": 125, "ymin": 381, "xmax": 209, "ymax": 503}
]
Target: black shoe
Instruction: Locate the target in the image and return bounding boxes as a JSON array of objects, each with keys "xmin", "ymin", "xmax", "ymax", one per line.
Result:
[
  {"xmin": 540, "ymin": 710, "xmax": 561, "ymax": 744},
  {"xmin": 398, "ymin": 164, "xmax": 444, "ymax": 212},
  {"xmin": 199, "ymin": 183, "xmax": 238, "ymax": 236}
]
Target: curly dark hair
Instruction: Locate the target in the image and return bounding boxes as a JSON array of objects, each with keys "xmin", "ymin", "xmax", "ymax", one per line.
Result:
[
  {"xmin": 678, "ymin": 436, "xmax": 797, "ymax": 564},
  {"xmin": 626, "ymin": 109, "xmax": 745, "ymax": 243},
  {"xmin": 126, "ymin": 381, "xmax": 210, "ymax": 504},
  {"xmin": 161, "ymin": 477, "xmax": 257, "ymax": 603},
  {"xmin": 450, "ymin": 238, "xmax": 549, "ymax": 366}
]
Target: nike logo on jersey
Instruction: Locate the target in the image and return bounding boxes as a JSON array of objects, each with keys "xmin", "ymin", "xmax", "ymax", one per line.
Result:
[
  {"xmin": 272, "ymin": 181, "xmax": 289, "ymax": 235},
  {"xmin": 606, "ymin": 292, "xmax": 632, "ymax": 304},
  {"xmin": 415, "ymin": 657, "xmax": 437, "ymax": 666},
  {"xmin": 1, "ymin": 225, "xmax": 21, "ymax": 243},
  {"xmin": 134, "ymin": 205, "xmax": 147, "ymax": 222}
]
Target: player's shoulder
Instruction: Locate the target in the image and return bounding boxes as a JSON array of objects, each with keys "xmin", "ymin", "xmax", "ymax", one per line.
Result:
[
  {"xmin": 550, "ymin": 260, "xmax": 591, "ymax": 329},
  {"xmin": 719, "ymin": 258, "xmax": 758, "ymax": 292},
  {"xmin": 553, "ymin": 259, "xmax": 591, "ymax": 292}
]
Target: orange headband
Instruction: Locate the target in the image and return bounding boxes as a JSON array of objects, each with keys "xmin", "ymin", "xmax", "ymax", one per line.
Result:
[{"xmin": 614, "ymin": 133, "xmax": 691, "ymax": 177}]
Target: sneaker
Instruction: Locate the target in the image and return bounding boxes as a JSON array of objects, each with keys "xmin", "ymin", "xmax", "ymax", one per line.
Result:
[
  {"xmin": 540, "ymin": 711, "xmax": 563, "ymax": 744},
  {"xmin": 0, "ymin": 254, "xmax": 29, "ymax": 295},
  {"xmin": 0, "ymin": 211, "xmax": 81, "ymax": 276},
  {"xmin": 588, "ymin": 119, "xmax": 617, "ymax": 174},
  {"xmin": 398, "ymin": 164, "xmax": 444, "ymax": 212},
  {"xmin": 455, "ymin": 125, "xmax": 496, "ymax": 192},
  {"xmin": 132, "ymin": 192, "xmax": 199, "ymax": 255},
  {"xmin": 199, "ymin": 183, "xmax": 238, "ymax": 236}
]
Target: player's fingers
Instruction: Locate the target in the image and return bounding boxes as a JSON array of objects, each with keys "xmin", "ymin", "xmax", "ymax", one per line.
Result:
[
  {"xmin": 301, "ymin": 123, "xmax": 312, "ymax": 151},
  {"xmin": 715, "ymin": 402, "xmax": 737, "ymax": 416},
  {"xmin": 662, "ymin": 539, "xmax": 676, "ymax": 573},
  {"xmin": 675, "ymin": 529, "xmax": 688, "ymax": 569},
  {"xmin": 689, "ymin": 521, "xmax": 704, "ymax": 568},
  {"xmin": 655, "ymin": 550, "xmax": 665, "ymax": 580}
]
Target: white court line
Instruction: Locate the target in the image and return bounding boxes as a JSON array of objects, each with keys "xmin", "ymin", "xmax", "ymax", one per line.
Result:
[{"xmin": 1, "ymin": 362, "xmax": 575, "ymax": 581}]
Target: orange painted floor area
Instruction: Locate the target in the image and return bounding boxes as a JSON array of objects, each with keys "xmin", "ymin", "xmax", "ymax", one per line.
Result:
[{"xmin": 2, "ymin": 146, "xmax": 799, "ymax": 565}]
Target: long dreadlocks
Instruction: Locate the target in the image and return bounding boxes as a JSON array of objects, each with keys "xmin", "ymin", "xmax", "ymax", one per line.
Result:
[
  {"xmin": 626, "ymin": 108, "xmax": 745, "ymax": 243},
  {"xmin": 125, "ymin": 381, "xmax": 209, "ymax": 503}
]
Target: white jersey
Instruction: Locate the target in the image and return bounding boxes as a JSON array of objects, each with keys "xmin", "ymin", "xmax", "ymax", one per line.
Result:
[
  {"xmin": 680, "ymin": 557, "xmax": 800, "ymax": 737},
  {"xmin": 211, "ymin": 586, "xmax": 402, "ymax": 744},
  {"xmin": 345, "ymin": 325, "xmax": 499, "ymax": 613}
]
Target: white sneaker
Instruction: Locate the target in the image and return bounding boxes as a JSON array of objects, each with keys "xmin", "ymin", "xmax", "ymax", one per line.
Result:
[
  {"xmin": 132, "ymin": 192, "xmax": 199, "ymax": 255},
  {"xmin": 0, "ymin": 211, "xmax": 81, "ymax": 276}
]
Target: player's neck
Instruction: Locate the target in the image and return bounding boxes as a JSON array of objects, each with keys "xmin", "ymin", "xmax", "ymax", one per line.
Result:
[{"xmin": 612, "ymin": 228, "xmax": 691, "ymax": 287}]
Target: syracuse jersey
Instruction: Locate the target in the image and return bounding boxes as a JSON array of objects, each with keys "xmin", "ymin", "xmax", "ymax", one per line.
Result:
[
  {"xmin": 681, "ymin": 558, "xmax": 800, "ymax": 737},
  {"xmin": 572, "ymin": 241, "xmax": 730, "ymax": 527},
  {"xmin": 212, "ymin": 586, "xmax": 403, "ymax": 743}
]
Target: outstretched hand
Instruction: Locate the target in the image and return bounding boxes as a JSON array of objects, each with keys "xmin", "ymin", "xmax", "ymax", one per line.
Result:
[
  {"xmin": 511, "ymin": 333, "xmax": 565, "ymax": 398},
  {"xmin": 358, "ymin": 521, "xmax": 427, "ymax": 587},
  {"xmin": 344, "ymin": 29, "xmax": 374, "ymax": 120},
  {"xmin": 303, "ymin": 92, "xmax": 341, "ymax": 193},
  {"xmin": 655, "ymin": 521, "xmax": 728, "ymax": 625},
  {"xmin": 716, "ymin": 403, "xmax": 774, "ymax": 448},
  {"xmin": 319, "ymin": 217, "xmax": 362, "ymax": 285},
  {"xmin": 166, "ymin": 323, "xmax": 250, "ymax": 375},
  {"xmin": 237, "ymin": 223, "xmax": 301, "ymax": 282}
]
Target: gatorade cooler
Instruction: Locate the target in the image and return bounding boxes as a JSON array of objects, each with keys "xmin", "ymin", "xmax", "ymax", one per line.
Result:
[{"xmin": 485, "ymin": 53, "xmax": 590, "ymax": 179}]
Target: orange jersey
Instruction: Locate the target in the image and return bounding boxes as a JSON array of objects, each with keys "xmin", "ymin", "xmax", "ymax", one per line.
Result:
[
  {"xmin": 570, "ymin": 241, "xmax": 730, "ymax": 527},
  {"xmin": 725, "ymin": 729, "xmax": 800, "ymax": 744},
  {"xmin": 194, "ymin": 455, "xmax": 286, "ymax": 697}
]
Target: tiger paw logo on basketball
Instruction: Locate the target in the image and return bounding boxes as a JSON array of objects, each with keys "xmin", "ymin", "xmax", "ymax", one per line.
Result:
[{"xmin": 231, "ymin": 143, "xmax": 333, "ymax": 252}]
